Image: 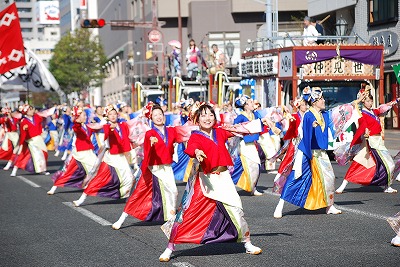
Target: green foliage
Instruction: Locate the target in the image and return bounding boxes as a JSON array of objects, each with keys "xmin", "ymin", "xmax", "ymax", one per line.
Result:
[{"xmin": 49, "ymin": 29, "xmax": 107, "ymax": 94}]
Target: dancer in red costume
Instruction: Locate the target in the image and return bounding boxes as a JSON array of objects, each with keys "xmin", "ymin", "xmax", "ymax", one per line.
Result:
[
  {"xmin": 72, "ymin": 104, "xmax": 134, "ymax": 207},
  {"xmin": 11, "ymin": 104, "xmax": 55, "ymax": 177},
  {"xmin": 112, "ymin": 103, "xmax": 182, "ymax": 229},
  {"xmin": 0, "ymin": 107, "xmax": 20, "ymax": 170},
  {"xmin": 335, "ymin": 91, "xmax": 400, "ymax": 194},
  {"xmin": 159, "ymin": 103, "xmax": 262, "ymax": 262},
  {"xmin": 47, "ymin": 106, "xmax": 97, "ymax": 195}
]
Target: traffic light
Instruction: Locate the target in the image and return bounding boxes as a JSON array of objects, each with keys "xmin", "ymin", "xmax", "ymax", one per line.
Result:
[{"xmin": 81, "ymin": 19, "xmax": 106, "ymax": 28}]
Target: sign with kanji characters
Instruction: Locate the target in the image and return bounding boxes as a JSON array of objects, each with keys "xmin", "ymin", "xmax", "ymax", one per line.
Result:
[
  {"xmin": 238, "ymin": 56, "xmax": 278, "ymax": 77},
  {"xmin": 302, "ymin": 58, "xmax": 374, "ymax": 77}
]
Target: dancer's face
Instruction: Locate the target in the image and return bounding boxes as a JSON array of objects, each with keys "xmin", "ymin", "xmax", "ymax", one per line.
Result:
[
  {"xmin": 363, "ymin": 97, "xmax": 373, "ymax": 110},
  {"xmin": 107, "ymin": 110, "xmax": 118, "ymax": 123},
  {"xmin": 198, "ymin": 108, "xmax": 215, "ymax": 131},
  {"xmin": 313, "ymin": 96, "xmax": 325, "ymax": 110},
  {"xmin": 77, "ymin": 111, "xmax": 87, "ymax": 123},
  {"xmin": 299, "ymin": 100, "xmax": 308, "ymax": 112},
  {"xmin": 244, "ymin": 99, "xmax": 255, "ymax": 112},
  {"xmin": 151, "ymin": 108, "xmax": 165, "ymax": 127}
]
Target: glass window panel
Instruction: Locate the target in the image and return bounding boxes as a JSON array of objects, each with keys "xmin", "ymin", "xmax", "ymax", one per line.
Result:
[
  {"xmin": 225, "ymin": 32, "xmax": 240, "ymax": 39},
  {"xmin": 209, "ymin": 33, "xmax": 224, "ymax": 39}
]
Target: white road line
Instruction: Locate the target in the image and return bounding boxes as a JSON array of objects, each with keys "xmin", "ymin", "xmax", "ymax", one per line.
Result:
[
  {"xmin": 62, "ymin": 202, "xmax": 112, "ymax": 226},
  {"xmin": 16, "ymin": 175, "xmax": 41, "ymax": 188},
  {"xmin": 173, "ymin": 263, "xmax": 196, "ymax": 267},
  {"xmin": 263, "ymin": 190, "xmax": 390, "ymax": 221},
  {"xmin": 335, "ymin": 205, "xmax": 390, "ymax": 220}
]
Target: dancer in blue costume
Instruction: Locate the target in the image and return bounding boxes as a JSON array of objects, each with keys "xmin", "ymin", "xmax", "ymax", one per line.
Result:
[
  {"xmin": 231, "ymin": 95, "xmax": 264, "ymax": 196},
  {"xmin": 273, "ymin": 87, "xmax": 364, "ymax": 218}
]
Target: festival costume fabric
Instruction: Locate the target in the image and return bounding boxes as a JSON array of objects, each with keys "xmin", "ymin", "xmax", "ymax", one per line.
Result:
[
  {"xmin": 0, "ymin": 132, "xmax": 18, "ymax": 161},
  {"xmin": 58, "ymin": 114, "xmax": 73, "ymax": 152},
  {"xmin": 273, "ymin": 113, "xmax": 302, "ymax": 194},
  {"xmin": 52, "ymin": 123, "xmax": 97, "ymax": 188},
  {"xmin": 0, "ymin": 117, "xmax": 19, "ymax": 161},
  {"xmin": 123, "ymin": 126, "xmax": 180, "ymax": 222},
  {"xmin": 162, "ymin": 129, "xmax": 251, "ymax": 244},
  {"xmin": 344, "ymin": 108, "xmax": 395, "ymax": 186},
  {"xmin": 280, "ymin": 108, "xmax": 336, "ymax": 210},
  {"xmin": 14, "ymin": 114, "xmax": 48, "ymax": 173},
  {"xmin": 83, "ymin": 122, "xmax": 134, "ymax": 199},
  {"xmin": 231, "ymin": 112, "xmax": 262, "ymax": 192}
]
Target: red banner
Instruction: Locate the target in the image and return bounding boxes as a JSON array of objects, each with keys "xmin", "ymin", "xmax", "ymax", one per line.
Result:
[{"xmin": 0, "ymin": 3, "xmax": 26, "ymax": 74}]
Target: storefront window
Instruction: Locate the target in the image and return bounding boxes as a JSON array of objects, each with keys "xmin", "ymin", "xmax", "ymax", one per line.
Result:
[{"xmin": 368, "ymin": 0, "xmax": 398, "ymax": 26}]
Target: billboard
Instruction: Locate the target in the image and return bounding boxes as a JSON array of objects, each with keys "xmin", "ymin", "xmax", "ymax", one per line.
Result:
[{"xmin": 36, "ymin": 1, "xmax": 60, "ymax": 25}]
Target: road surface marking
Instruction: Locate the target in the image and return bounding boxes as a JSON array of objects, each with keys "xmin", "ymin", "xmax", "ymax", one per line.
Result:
[
  {"xmin": 173, "ymin": 263, "xmax": 196, "ymax": 267},
  {"xmin": 264, "ymin": 190, "xmax": 390, "ymax": 221},
  {"xmin": 63, "ymin": 202, "xmax": 112, "ymax": 226},
  {"xmin": 16, "ymin": 175, "xmax": 41, "ymax": 188}
]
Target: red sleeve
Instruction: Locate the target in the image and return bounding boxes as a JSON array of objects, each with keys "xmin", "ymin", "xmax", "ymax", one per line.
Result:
[
  {"xmin": 19, "ymin": 121, "xmax": 27, "ymax": 145},
  {"xmin": 0, "ymin": 117, "xmax": 6, "ymax": 124},
  {"xmin": 185, "ymin": 134, "xmax": 202, "ymax": 158},
  {"xmin": 140, "ymin": 131, "xmax": 152, "ymax": 171},
  {"xmin": 283, "ymin": 119, "xmax": 298, "ymax": 140},
  {"xmin": 103, "ymin": 124, "xmax": 110, "ymax": 141},
  {"xmin": 351, "ymin": 116, "xmax": 366, "ymax": 147}
]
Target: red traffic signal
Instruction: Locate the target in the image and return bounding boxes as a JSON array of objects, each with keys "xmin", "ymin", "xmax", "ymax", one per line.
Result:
[{"xmin": 81, "ymin": 19, "xmax": 106, "ymax": 28}]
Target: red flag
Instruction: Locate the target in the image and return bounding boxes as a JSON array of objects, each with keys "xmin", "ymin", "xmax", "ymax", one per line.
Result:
[{"xmin": 0, "ymin": 3, "xmax": 26, "ymax": 74}]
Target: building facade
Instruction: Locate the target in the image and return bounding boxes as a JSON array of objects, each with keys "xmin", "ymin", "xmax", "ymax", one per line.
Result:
[
  {"xmin": 308, "ymin": 0, "xmax": 400, "ymax": 129},
  {"xmin": 98, "ymin": 0, "xmax": 308, "ymax": 106}
]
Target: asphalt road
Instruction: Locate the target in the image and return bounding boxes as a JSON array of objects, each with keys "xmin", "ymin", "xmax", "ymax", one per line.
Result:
[{"xmin": 1, "ymin": 132, "xmax": 400, "ymax": 267}]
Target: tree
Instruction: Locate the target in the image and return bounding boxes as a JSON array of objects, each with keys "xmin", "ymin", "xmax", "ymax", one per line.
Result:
[{"xmin": 49, "ymin": 29, "xmax": 107, "ymax": 95}]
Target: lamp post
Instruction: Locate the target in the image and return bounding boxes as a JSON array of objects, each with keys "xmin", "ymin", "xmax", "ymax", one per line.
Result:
[
  {"xmin": 225, "ymin": 41, "xmax": 235, "ymax": 76},
  {"xmin": 335, "ymin": 16, "xmax": 348, "ymax": 42},
  {"xmin": 126, "ymin": 51, "xmax": 134, "ymax": 106},
  {"xmin": 136, "ymin": 51, "xmax": 142, "ymax": 82},
  {"xmin": 225, "ymin": 41, "xmax": 234, "ymax": 67}
]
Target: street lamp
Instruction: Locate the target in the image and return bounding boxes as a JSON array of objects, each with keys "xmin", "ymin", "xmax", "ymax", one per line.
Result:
[
  {"xmin": 226, "ymin": 41, "xmax": 234, "ymax": 66},
  {"xmin": 136, "ymin": 51, "xmax": 142, "ymax": 82},
  {"xmin": 335, "ymin": 16, "xmax": 348, "ymax": 37}
]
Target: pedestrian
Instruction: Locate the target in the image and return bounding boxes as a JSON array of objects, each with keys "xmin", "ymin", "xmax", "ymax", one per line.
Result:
[
  {"xmin": 186, "ymin": 39, "xmax": 200, "ymax": 79},
  {"xmin": 47, "ymin": 106, "xmax": 97, "ymax": 195},
  {"xmin": 72, "ymin": 104, "xmax": 134, "ymax": 207},
  {"xmin": 159, "ymin": 103, "xmax": 262, "ymax": 262},
  {"xmin": 302, "ymin": 16, "xmax": 319, "ymax": 46},
  {"xmin": 207, "ymin": 44, "xmax": 225, "ymax": 74},
  {"xmin": 11, "ymin": 105, "xmax": 55, "ymax": 177},
  {"xmin": 168, "ymin": 40, "xmax": 182, "ymax": 77},
  {"xmin": 335, "ymin": 92, "xmax": 400, "ymax": 193},
  {"xmin": 310, "ymin": 17, "xmax": 324, "ymax": 44},
  {"xmin": 231, "ymin": 95, "xmax": 264, "ymax": 196},
  {"xmin": 273, "ymin": 87, "xmax": 364, "ymax": 218},
  {"xmin": 112, "ymin": 102, "xmax": 180, "ymax": 229}
]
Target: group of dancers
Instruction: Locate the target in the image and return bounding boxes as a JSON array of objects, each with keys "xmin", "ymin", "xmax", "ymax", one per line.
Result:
[{"xmin": 1, "ymin": 87, "xmax": 400, "ymax": 261}]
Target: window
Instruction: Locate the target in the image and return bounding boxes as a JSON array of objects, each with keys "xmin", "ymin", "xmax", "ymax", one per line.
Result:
[
  {"xmin": 17, "ymin": 8, "xmax": 32, "ymax": 13},
  {"xmin": 208, "ymin": 32, "xmax": 241, "ymax": 67},
  {"xmin": 19, "ymin": 18, "xmax": 32, "ymax": 23},
  {"xmin": 16, "ymin": 0, "xmax": 31, "ymax": 2},
  {"xmin": 369, "ymin": 0, "xmax": 398, "ymax": 25},
  {"xmin": 21, "ymin": 28, "xmax": 32, "ymax": 32}
]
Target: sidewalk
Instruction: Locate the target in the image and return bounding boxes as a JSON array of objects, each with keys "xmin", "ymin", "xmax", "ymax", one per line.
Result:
[{"xmin": 383, "ymin": 129, "xmax": 400, "ymax": 156}]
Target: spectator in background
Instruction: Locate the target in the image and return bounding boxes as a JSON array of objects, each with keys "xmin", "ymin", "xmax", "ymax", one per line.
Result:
[
  {"xmin": 302, "ymin": 16, "xmax": 319, "ymax": 46},
  {"xmin": 311, "ymin": 17, "xmax": 324, "ymax": 44}
]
